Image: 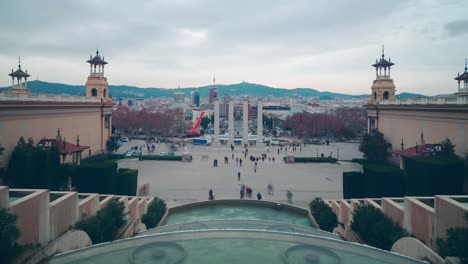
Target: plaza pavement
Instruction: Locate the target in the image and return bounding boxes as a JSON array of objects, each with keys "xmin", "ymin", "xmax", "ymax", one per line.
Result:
[{"xmin": 118, "ymin": 141, "xmax": 363, "ymax": 208}]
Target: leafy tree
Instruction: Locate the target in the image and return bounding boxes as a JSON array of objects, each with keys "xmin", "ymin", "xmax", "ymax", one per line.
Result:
[
  {"xmin": 6, "ymin": 137, "xmax": 63, "ymax": 190},
  {"xmin": 359, "ymin": 130, "xmax": 392, "ymax": 163},
  {"xmin": 106, "ymin": 137, "xmax": 120, "ymax": 152},
  {"xmin": 0, "ymin": 206, "xmax": 21, "ymax": 263},
  {"xmin": 309, "ymin": 197, "xmax": 337, "ymax": 232},
  {"xmin": 338, "ymin": 126, "xmax": 356, "ymax": 139},
  {"xmin": 200, "ymin": 116, "xmax": 211, "ymax": 130},
  {"xmin": 142, "ymin": 197, "xmax": 167, "ymax": 229},
  {"xmin": 439, "ymin": 138, "xmax": 456, "ymax": 157},
  {"xmin": 75, "ymin": 198, "xmax": 126, "ymax": 244},
  {"xmin": 436, "ymin": 213, "xmax": 468, "ymax": 263},
  {"xmin": 351, "ymin": 204, "xmax": 410, "ymax": 250}
]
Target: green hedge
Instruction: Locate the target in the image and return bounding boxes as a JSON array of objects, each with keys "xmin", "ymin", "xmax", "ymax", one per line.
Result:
[
  {"xmin": 72, "ymin": 160, "xmax": 118, "ymax": 194},
  {"xmin": 351, "ymin": 204, "xmax": 410, "ymax": 250},
  {"xmin": 115, "ymin": 168, "xmax": 138, "ymax": 196},
  {"xmin": 343, "ymin": 171, "xmax": 365, "ymax": 199},
  {"xmin": 404, "ymin": 156, "xmax": 464, "ymax": 196},
  {"xmin": 142, "ymin": 155, "xmax": 182, "ymax": 161},
  {"xmin": 363, "ymin": 163, "xmax": 404, "ymax": 198},
  {"xmin": 292, "ymin": 157, "xmax": 338, "ymax": 163},
  {"xmin": 82, "ymin": 153, "xmax": 124, "ymax": 162},
  {"xmin": 73, "ymin": 156, "xmax": 138, "ymax": 196},
  {"xmin": 342, "ymin": 163, "xmax": 403, "ymax": 199}
]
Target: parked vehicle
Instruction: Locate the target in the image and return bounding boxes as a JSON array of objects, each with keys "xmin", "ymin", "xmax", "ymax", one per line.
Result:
[
  {"xmin": 193, "ymin": 138, "xmax": 211, "ymax": 145},
  {"xmin": 120, "ymin": 136, "xmax": 130, "ymax": 142}
]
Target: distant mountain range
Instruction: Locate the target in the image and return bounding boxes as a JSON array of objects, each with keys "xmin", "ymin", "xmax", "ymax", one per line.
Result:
[{"xmin": 0, "ymin": 80, "xmax": 424, "ymax": 100}]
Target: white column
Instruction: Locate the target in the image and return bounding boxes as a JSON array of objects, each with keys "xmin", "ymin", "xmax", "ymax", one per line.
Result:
[
  {"xmin": 213, "ymin": 98, "xmax": 220, "ymax": 146},
  {"xmin": 228, "ymin": 98, "xmax": 234, "ymax": 145},
  {"xmin": 257, "ymin": 99, "xmax": 264, "ymax": 146},
  {"xmin": 242, "ymin": 97, "xmax": 249, "ymax": 146}
]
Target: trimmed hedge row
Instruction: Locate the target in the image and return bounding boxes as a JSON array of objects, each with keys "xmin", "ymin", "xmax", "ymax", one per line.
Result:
[
  {"xmin": 82, "ymin": 153, "xmax": 125, "ymax": 162},
  {"xmin": 72, "ymin": 156, "xmax": 138, "ymax": 196},
  {"xmin": 404, "ymin": 156, "xmax": 464, "ymax": 196},
  {"xmin": 343, "ymin": 156, "xmax": 464, "ymax": 198},
  {"xmin": 290, "ymin": 157, "xmax": 338, "ymax": 163},
  {"xmin": 363, "ymin": 163, "xmax": 404, "ymax": 198},
  {"xmin": 72, "ymin": 160, "xmax": 118, "ymax": 194},
  {"xmin": 343, "ymin": 171, "xmax": 365, "ymax": 199},
  {"xmin": 142, "ymin": 155, "xmax": 182, "ymax": 161},
  {"xmin": 116, "ymin": 168, "xmax": 138, "ymax": 196},
  {"xmin": 343, "ymin": 163, "xmax": 403, "ymax": 199}
]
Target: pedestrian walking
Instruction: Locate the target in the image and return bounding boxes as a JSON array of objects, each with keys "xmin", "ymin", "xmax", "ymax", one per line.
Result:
[
  {"xmin": 240, "ymin": 158, "xmax": 242, "ymax": 166},
  {"xmin": 238, "ymin": 171, "xmax": 241, "ymax": 181},
  {"xmin": 209, "ymin": 189, "xmax": 214, "ymax": 200},
  {"xmin": 240, "ymin": 188, "xmax": 245, "ymax": 199},
  {"xmin": 286, "ymin": 190, "xmax": 293, "ymax": 204}
]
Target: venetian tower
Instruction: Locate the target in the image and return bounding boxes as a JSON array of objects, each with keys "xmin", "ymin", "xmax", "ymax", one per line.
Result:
[
  {"xmin": 454, "ymin": 59, "xmax": 468, "ymax": 95},
  {"xmin": 85, "ymin": 50, "xmax": 109, "ymax": 99},
  {"xmin": 9, "ymin": 58, "xmax": 30, "ymax": 93},
  {"xmin": 369, "ymin": 46, "xmax": 396, "ymax": 104}
]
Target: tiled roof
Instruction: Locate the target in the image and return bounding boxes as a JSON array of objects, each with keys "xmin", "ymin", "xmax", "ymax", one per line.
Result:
[
  {"xmin": 86, "ymin": 50, "xmax": 107, "ymax": 65},
  {"xmin": 37, "ymin": 139, "xmax": 89, "ymax": 154},
  {"xmin": 392, "ymin": 144, "xmax": 439, "ymax": 157},
  {"xmin": 9, "ymin": 67, "xmax": 30, "ymax": 78}
]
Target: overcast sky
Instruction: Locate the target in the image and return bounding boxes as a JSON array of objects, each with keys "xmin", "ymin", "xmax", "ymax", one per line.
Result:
[{"xmin": 0, "ymin": 0, "xmax": 467, "ymax": 95}]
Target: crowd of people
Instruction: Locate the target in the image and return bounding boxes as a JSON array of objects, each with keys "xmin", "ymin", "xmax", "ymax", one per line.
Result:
[{"xmin": 208, "ymin": 145, "xmax": 297, "ymax": 204}]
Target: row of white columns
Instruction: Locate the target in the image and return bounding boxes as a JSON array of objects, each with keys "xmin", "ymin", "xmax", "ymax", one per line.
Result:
[{"xmin": 213, "ymin": 98, "xmax": 263, "ymax": 146}]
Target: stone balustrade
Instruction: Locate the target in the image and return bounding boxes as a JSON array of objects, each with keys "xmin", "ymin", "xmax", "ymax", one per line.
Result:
[
  {"xmin": 0, "ymin": 92, "xmax": 101, "ymax": 103},
  {"xmin": 1, "ymin": 186, "xmax": 152, "ymax": 246},
  {"xmin": 378, "ymin": 96, "xmax": 468, "ymax": 105}
]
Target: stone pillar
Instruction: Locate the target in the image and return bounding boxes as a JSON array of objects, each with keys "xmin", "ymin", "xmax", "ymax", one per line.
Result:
[
  {"xmin": 228, "ymin": 98, "xmax": 234, "ymax": 145},
  {"xmin": 256, "ymin": 99, "xmax": 264, "ymax": 146},
  {"xmin": 213, "ymin": 98, "xmax": 220, "ymax": 146},
  {"xmin": 242, "ymin": 97, "xmax": 249, "ymax": 146}
]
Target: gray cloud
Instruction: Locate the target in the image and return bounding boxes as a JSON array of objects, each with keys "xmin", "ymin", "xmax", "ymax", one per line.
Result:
[
  {"xmin": 0, "ymin": 0, "xmax": 467, "ymax": 95},
  {"xmin": 445, "ymin": 20, "xmax": 468, "ymax": 36}
]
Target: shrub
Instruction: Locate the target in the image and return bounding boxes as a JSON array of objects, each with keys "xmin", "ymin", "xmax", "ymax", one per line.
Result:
[
  {"xmin": 141, "ymin": 155, "xmax": 182, "ymax": 161},
  {"xmin": 294, "ymin": 157, "xmax": 337, "ymax": 163},
  {"xmin": 0, "ymin": 206, "xmax": 22, "ymax": 263},
  {"xmin": 436, "ymin": 213, "xmax": 468, "ymax": 263},
  {"xmin": 142, "ymin": 197, "xmax": 167, "ymax": 229},
  {"xmin": 351, "ymin": 204, "xmax": 409, "ymax": 250},
  {"xmin": 74, "ymin": 198, "xmax": 126, "ymax": 244},
  {"xmin": 309, "ymin": 197, "xmax": 337, "ymax": 232},
  {"xmin": 359, "ymin": 130, "xmax": 391, "ymax": 163}
]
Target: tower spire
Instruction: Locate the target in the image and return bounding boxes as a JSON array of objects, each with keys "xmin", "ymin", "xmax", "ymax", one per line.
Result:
[
  {"xmin": 382, "ymin": 45, "xmax": 385, "ymax": 58},
  {"xmin": 465, "ymin": 58, "xmax": 467, "ymax": 72}
]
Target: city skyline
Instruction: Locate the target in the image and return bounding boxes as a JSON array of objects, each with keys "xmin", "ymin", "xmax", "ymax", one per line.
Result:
[{"xmin": 1, "ymin": 0, "xmax": 467, "ymax": 96}]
